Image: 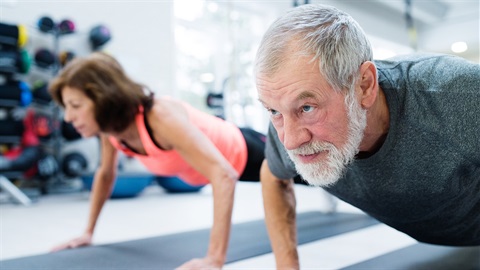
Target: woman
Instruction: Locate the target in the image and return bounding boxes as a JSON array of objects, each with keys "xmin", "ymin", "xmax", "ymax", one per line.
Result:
[{"xmin": 48, "ymin": 52, "xmax": 265, "ymax": 269}]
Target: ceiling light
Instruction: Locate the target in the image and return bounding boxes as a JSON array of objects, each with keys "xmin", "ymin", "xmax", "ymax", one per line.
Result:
[
  {"xmin": 200, "ymin": 73, "xmax": 215, "ymax": 83},
  {"xmin": 451, "ymin": 42, "xmax": 468, "ymax": 53}
]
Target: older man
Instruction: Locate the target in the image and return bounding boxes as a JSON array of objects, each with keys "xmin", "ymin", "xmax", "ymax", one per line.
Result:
[{"xmin": 255, "ymin": 4, "xmax": 480, "ymax": 269}]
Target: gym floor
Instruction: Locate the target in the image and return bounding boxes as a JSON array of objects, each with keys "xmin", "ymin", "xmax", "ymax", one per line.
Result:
[{"xmin": 1, "ymin": 181, "xmax": 416, "ymax": 269}]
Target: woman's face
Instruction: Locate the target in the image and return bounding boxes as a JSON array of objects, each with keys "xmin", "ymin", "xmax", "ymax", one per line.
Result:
[{"xmin": 62, "ymin": 86, "xmax": 100, "ymax": 137}]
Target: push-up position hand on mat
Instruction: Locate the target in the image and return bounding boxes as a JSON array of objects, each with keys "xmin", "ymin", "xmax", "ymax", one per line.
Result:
[
  {"xmin": 254, "ymin": 3, "xmax": 480, "ymax": 269},
  {"xmin": 47, "ymin": 52, "xmax": 267, "ymax": 270}
]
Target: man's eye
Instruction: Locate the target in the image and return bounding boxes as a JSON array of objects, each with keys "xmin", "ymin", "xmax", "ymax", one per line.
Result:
[
  {"xmin": 268, "ymin": 109, "xmax": 280, "ymax": 116},
  {"xmin": 302, "ymin": 105, "xmax": 314, "ymax": 113}
]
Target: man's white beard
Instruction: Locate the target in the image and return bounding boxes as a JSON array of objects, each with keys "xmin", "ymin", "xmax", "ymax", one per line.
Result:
[{"xmin": 287, "ymin": 91, "xmax": 367, "ymax": 187}]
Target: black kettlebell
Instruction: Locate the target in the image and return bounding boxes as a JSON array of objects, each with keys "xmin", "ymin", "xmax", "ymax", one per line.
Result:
[
  {"xmin": 37, "ymin": 16, "xmax": 55, "ymax": 33},
  {"xmin": 89, "ymin": 25, "xmax": 111, "ymax": 50}
]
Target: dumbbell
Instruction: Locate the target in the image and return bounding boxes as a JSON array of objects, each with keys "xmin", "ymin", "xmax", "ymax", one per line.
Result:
[
  {"xmin": 0, "ymin": 80, "xmax": 32, "ymax": 107},
  {"xmin": 0, "ymin": 49, "xmax": 31, "ymax": 74},
  {"xmin": 62, "ymin": 152, "xmax": 88, "ymax": 177},
  {"xmin": 0, "ymin": 22, "xmax": 28, "ymax": 48}
]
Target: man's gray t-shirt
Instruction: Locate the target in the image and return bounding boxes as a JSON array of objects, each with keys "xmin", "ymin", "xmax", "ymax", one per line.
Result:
[{"xmin": 265, "ymin": 53, "xmax": 480, "ymax": 246}]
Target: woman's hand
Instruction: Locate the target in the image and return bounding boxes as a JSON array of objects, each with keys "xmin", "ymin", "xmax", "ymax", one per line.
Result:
[
  {"xmin": 50, "ymin": 232, "xmax": 93, "ymax": 252},
  {"xmin": 175, "ymin": 256, "xmax": 222, "ymax": 270}
]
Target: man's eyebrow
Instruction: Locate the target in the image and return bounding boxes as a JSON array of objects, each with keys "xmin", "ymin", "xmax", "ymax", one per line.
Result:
[
  {"xmin": 295, "ymin": 91, "xmax": 317, "ymax": 102},
  {"xmin": 257, "ymin": 97, "xmax": 272, "ymax": 108},
  {"xmin": 258, "ymin": 91, "xmax": 319, "ymax": 106}
]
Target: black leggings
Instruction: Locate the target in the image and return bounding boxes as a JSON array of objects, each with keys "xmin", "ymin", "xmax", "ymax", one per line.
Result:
[
  {"xmin": 238, "ymin": 127, "xmax": 309, "ymax": 185},
  {"xmin": 238, "ymin": 128, "xmax": 266, "ymax": 181}
]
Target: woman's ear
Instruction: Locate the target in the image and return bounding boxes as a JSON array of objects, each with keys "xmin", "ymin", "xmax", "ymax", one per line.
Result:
[{"xmin": 358, "ymin": 61, "xmax": 378, "ymax": 109}]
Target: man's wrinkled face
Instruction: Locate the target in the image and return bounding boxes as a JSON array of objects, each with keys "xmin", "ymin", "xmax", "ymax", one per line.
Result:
[{"xmin": 257, "ymin": 56, "xmax": 367, "ymax": 186}]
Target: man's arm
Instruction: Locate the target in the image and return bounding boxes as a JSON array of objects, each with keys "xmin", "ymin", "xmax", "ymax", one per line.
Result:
[{"xmin": 261, "ymin": 159, "xmax": 299, "ymax": 269}]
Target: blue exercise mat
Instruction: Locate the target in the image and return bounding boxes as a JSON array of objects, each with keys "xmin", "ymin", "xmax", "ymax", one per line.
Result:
[{"xmin": 0, "ymin": 211, "xmax": 377, "ymax": 269}]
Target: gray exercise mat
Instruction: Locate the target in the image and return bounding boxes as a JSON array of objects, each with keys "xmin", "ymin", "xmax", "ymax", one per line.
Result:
[
  {"xmin": 1, "ymin": 211, "xmax": 378, "ymax": 269},
  {"xmin": 342, "ymin": 243, "xmax": 480, "ymax": 270}
]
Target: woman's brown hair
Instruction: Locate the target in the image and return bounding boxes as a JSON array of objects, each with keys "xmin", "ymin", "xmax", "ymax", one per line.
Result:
[{"xmin": 48, "ymin": 52, "xmax": 153, "ymax": 133}]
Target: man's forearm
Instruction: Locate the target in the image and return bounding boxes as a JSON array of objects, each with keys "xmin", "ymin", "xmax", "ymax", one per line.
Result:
[{"xmin": 261, "ymin": 160, "xmax": 299, "ymax": 269}]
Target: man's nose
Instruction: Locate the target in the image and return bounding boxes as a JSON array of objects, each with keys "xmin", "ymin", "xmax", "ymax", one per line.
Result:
[{"xmin": 281, "ymin": 118, "xmax": 310, "ymax": 150}]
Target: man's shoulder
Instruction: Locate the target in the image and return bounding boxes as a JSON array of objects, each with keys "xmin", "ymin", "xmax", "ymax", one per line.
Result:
[
  {"xmin": 374, "ymin": 53, "xmax": 477, "ymax": 72},
  {"xmin": 375, "ymin": 53, "xmax": 478, "ymax": 93}
]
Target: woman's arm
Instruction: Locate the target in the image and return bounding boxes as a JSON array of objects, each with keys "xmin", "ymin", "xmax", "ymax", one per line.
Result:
[
  {"xmin": 84, "ymin": 134, "xmax": 119, "ymax": 235},
  {"xmin": 149, "ymin": 101, "xmax": 238, "ymax": 269},
  {"xmin": 51, "ymin": 134, "xmax": 118, "ymax": 252}
]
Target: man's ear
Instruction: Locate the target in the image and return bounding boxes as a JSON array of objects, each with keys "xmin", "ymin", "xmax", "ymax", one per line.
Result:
[{"xmin": 358, "ymin": 61, "xmax": 378, "ymax": 109}]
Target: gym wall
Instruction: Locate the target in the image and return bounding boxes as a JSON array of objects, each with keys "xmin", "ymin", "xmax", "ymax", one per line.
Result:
[{"xmin": 1, "ymin": 1, "xmax": 175, "ymax": 95}]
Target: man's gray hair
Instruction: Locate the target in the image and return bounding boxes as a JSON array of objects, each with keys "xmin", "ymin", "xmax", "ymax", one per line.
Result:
[{"xmin": 255, "ymin": 4, "xmax": 373, "ymax": 92}]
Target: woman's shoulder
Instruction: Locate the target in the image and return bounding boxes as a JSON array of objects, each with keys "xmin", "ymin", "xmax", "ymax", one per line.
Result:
[
  {"xmin": 155, "ymin": 95, "xmax": 185, "ymax": 109},
  {"xmin": 148, "ymin": 96, "xmax": 188, "ymax": 124}
]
